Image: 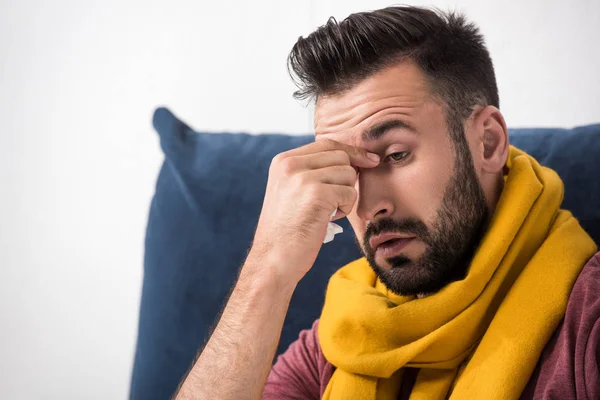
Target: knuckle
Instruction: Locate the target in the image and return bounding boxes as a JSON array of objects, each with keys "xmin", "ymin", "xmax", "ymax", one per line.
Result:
[
  {"xmin": 332, "ymin": 149, "xmax": 350, "ymax": 164},
  {"xmin": 270, "ymin": 152, "xmax": 286, "ymax": 170},
  {"xmin": 272, "ymin": 151, "xmax": 287, "ymax": 163},
  {"xmin": 342, "ymin": 164, "xmax": 357, "ymax": 175},
  {"xmin": 305, "ymin": 183, "xmax": 321, "ymax": 200},
  {"xmin": 295, "ymin": 170, "xmax": 311, "ymax": 186},
  {"xmin": 319, "ymin": 138, "xmax": 337, "ymax": 148},
  {"xmin": 279, "ymin": 157, "xmax": 297, "ymax": 175},
  {"xmin": 350, "ymin": 188, "xmax": 358, "ymax": 202},
  {"xmin": 334, "ymin": 165, "xmax": 356, "ymax": 180},
  {"xmin": 342, "ymin": 187, "xmax": 357, "ymax": 204}
]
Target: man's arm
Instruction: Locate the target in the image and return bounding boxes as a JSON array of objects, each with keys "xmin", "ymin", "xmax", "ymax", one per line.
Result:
[
  {"xmin": 175, "ymin": 254, "xmax": 295, "ymax": 400},
  {"xmin": 173, "ymin": 140, "xmax": 380, "ymax": 399}
]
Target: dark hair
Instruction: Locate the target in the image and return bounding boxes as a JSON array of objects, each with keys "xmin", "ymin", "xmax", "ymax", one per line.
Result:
[{"xmin": 288, "ymin": 6, "xmax": 499, "ymax": 132}]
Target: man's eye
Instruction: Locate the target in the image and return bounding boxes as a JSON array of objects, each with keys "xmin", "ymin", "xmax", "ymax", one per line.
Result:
[{"xmin": 387, "ymin": 152, "xmax": 409, "ymax": 162}]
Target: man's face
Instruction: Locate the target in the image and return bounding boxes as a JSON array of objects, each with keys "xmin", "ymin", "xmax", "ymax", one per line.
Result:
[{"xmin": 314, "ymin": 62, "xmax": 489, "ymax": 296}]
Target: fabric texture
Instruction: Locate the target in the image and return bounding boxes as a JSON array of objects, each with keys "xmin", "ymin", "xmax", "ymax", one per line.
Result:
[
  {"xmin": 265, "ymin": 253, "xmax": 600, "ymax": 400},
  {"xmin": 129, "ymin": 107, "xmax": 600, "ymax": 400},
  {"xmin": 264, "ymin": 320, "xmax": 334, "ymax": 399},
  {"xmin": 318, "ymin": 147, "xmax": 597, "ymax": 399},
  {"xmin": 521, "ymin": 253, "xmax": 600, "ymax": 399}
]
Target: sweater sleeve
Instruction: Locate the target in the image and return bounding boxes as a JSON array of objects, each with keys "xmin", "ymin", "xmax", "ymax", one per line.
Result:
[
  {"xmin": 263, "ymin": 320, "xmax": 335, "ymax": 400},
  {"xmin": 521, "ymin": 252, "xmax": 600, "ymax": 400}
]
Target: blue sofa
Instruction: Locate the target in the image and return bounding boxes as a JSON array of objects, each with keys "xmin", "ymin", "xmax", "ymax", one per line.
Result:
[{"xmin": 129, "ymin": 107, "xmax": 600, "ymax": 400}]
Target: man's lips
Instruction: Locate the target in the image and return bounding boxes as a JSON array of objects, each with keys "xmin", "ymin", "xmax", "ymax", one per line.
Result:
[
  {"xmin": 369, "ymin": 232, "xmax": 416, "ymax": 250},
  {"xmin": 375, "ymin": 237, "xmax": 415, "ymax": 259}
]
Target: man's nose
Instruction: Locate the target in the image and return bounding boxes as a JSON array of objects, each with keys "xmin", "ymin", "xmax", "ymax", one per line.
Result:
[{"xmin": 354, "ymin": 168, "xmax": 395, "ymax": 222}]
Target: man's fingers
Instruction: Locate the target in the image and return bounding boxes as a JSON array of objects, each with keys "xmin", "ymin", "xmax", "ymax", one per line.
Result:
[
  {"xmin": 316, "ymin": 139, "xmax": 380, "ymax": 167},
  {"xmin": 291, "ymin": 150, "xmax": 350, "ymax": 170},
  {"xmin": 301, "ymin": 165, "xmax": 357, "ymax": 187},
  {"xmin": 328, "ymin": 185, "xmax": 358, "ymax": 219},
  {"xmin": 281, "ymin": 139, "xmax": 380, "ymax": 168}
]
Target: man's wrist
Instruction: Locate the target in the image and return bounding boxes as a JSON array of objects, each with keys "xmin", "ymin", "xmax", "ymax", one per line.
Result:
[{"xmin": 242, "ymin": 249, "xmax": 299, "ymax": 298}]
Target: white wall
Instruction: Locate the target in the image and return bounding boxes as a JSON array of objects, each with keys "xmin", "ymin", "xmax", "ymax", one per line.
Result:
[
  {"xmin": 1, "ymin": 0, "xmax": 598, "ymax": 399},
  {"xmin": 317, "ymin": 0, "xmax": 600, "ymax": 127}
]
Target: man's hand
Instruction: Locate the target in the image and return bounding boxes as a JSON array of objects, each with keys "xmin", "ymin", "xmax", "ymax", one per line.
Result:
[
  {"xmin": 175, "ymin": 139, "xmax": 379, "ymax": 400},
  {"xmin": 249, "ymin": 139, "xmax": 380, "ymax": 286}
]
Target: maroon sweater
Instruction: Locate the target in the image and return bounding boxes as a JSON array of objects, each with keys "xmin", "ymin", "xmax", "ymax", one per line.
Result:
[{"xmin": 264, "ymin": 252, "xmax": 600, "ymax": 399}]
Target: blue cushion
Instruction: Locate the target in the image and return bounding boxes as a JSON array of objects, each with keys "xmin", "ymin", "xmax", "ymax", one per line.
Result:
[{"xmin": 130, "ymin": 107, "xmax": 600, "ymax": 400}]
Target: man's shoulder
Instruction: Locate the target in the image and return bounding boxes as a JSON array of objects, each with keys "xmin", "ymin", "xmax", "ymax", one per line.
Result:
[
  {"xmin": 576, "ymin": 251, "xmax": 600, "ymax": 277},
  {"xmin": 565, "ymin": 251, "xmax": 600, "ymax": 317},
  {"xmin": 522, "ymin": 251, "xmax": 600, "ymax": 399},
  {"xmin": 573, "ymin": 251, "xmax": 600, "ymax": 288}
]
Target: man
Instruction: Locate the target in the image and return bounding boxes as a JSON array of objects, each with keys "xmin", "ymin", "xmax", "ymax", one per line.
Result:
[{"xmin": 176, "ymin": 6, "xmax": 599, "ymax": 399}]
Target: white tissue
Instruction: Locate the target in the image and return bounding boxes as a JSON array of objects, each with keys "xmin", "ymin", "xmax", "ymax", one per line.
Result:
[{"xmin": 323, "ymin": 209, "xmax": 344, "ymax": 244}]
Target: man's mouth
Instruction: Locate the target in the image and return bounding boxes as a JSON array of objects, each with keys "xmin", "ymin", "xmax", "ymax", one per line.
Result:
[
  {"xmin": 374, "ymin": 237, "xmax": 415, "ymax": 258},
  {"xmin": 369, "ymin": 232, "xmax": 416, "ymax": 250}
]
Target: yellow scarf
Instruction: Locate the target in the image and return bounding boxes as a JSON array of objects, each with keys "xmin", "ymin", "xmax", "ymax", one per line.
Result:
[{"xmin": 319, "ymin": 146, "xmax": 597, "ymax": 399}]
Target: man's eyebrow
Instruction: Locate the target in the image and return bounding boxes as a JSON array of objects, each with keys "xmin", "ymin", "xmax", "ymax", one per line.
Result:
[{"xmin": 362, "ymin": 119, "xmax": 417, "ymax": 141}]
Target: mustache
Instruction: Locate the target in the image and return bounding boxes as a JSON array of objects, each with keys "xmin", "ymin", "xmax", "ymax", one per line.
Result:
[{"xmin": 363, "ymin": 217, "xmax": 429, "ymax": 249}]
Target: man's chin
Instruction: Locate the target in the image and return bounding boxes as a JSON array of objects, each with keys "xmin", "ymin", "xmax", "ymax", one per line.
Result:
[
  {"xmin": 374, "ymin": 247, "xmax": 423, "ymax": 270},
  {"xmin": 368, "ymin": 256, "xmax": 451, "ymax": 296}
]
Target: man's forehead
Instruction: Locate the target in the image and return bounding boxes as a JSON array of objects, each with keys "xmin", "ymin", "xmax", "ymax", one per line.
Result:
[{"xmin": 313, "ymin": 62, "xmax": 430, "ymax": 138}]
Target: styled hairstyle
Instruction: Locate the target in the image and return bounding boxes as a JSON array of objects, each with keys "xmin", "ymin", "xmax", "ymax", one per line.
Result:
[{"xmin": 287, "ymin": 6, "xmax": 499, "ymax": 134}]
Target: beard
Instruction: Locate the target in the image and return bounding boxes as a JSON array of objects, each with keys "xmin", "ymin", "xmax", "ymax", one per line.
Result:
[{"xmin": 360, "ymin": 130, "xmax": 489, "ymax": 297}]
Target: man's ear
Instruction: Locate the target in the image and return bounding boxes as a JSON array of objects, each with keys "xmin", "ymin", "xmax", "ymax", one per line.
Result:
[{"xmin": 474, "ymin": 105, "xmax": 509, "ymax": 174}]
